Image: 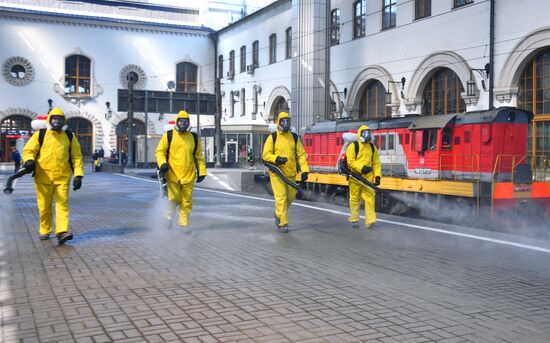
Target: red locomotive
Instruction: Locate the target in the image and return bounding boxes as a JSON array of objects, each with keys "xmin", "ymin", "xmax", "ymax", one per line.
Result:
[{"xmin": 300, "ymin": 107, "xmax": 550, "ymax": 222}]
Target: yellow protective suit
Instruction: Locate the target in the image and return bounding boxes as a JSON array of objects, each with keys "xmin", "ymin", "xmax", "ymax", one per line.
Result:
[
  {"xmin": 22, "ymin": 108, "xmax": 84, "ymax": 236},
  {"xmin": 155, "ymin": 111, "xmax": 207, "ymax": 227},
  {"xmin": 347, "ymin": 125, "xmax": 381, "ymax": 226},
  {"xmin": 262, "ymin": 112, "xmax": 309, "ymax": 227}
]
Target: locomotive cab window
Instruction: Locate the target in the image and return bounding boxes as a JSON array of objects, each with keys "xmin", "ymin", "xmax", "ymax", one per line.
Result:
[
  {"xmin": 421, "ymin": 129, "xmax": 438, "ymax": 151},
  {"xmin": 380, "ymin": 134, "xmax": 387, "ymax": 150},
  {"xmin": 388, "ymin": 133, "xmax": 395, "ymax": 151},
  {"xmin": 373, "ymin": 134, "xmax": 379, "ymax": 148},
  {"xmin": 442, "ymin": 127, "xmax": 452, "ymax": 150}
]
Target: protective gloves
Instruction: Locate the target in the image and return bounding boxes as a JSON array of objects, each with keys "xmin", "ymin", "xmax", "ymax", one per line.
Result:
[
  {"xmin": 73, "ymin": 176, "xmax": 83, "ymax": 191},
  {"xmin": 275, "ymin": 156, "xmax": 288, "ymax": 165}
]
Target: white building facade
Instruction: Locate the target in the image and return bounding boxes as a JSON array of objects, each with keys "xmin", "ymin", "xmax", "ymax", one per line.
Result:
[
  {"xmin": 217, "ymin": 0, "xmax": 550, "ymax": 161},
  {"xmin": 2, "ymin": 0, "xmax": 550, "ymax": 165},
  {"xmin": 0, "ymin": 1, "xmax": 215, "ymax": 164}
]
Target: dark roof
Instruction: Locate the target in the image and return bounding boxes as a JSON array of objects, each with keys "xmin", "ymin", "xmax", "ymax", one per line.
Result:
[
  {"xmin": 0, "ymin": 6, "xmax": 214, "ymax": 33},
  {"xmin": 409, "ymin": 114, "xmax": 457, "ymax": 130},
  {"xmin": 63, "ymin": 0, "xmax": 198, "ymax": 15}
]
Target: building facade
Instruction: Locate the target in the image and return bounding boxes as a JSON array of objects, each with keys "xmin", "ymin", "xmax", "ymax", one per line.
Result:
[
  {"xmin": 217, "ymin": 0, "xmax": 550, "ymax": 161},
  {"xmin": 0, "ymin": 1, "xmax": 215, "ymax": 164},
  {"xmin": 1, "ymin": 0, "xmax": 550, "ymax": 166}
]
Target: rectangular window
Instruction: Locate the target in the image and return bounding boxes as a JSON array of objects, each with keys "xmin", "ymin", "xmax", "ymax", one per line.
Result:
[
  {"xmin": 422, "ymin": 129, "xmax": 438, "ymax": 151},
  {"xmin": 218, "ymin": 55, "xmax": 223, "ymax": 79},
  {"xmin": 354, "ymin": 0, "xmax": 366, "ymax": 38},
  {"xmin": 252, "ymin": 41, "xmax": 259, "ymax": 68},
  {"xmin": 382, "ymin": 0, "xmax": 397, "ymax": 30},
  {"xmin": 405, "ymin": 133, "xmax": 410, "ymax": 145},
  {"xmin": 454, "ymin": 136, "xmax": 461, "ymax": 145},
  {"xmin": 415, "ymin": 0, "xmax": 431, "ymax": 19},
  {"xmin": 380, "ymin": 134, "xmax": 387, "ymax": 150},
  {"xmin": 331, "ymin": 9, "xmax": 341, "ymax": 45},
  {"xmin": 442, "ymin": 127, "xmax": 452, "ymax": 150},
  {"xmin": 388, "ymin": 133, "xmax": 395, "ymax": 150},
  {"xmin": 285, "ymin": 28, "xmax": 292, "ymax": 59},
  {"xmin": 269, "ymin": 34, "xmax": 277, "ymax": 64},
  {"xmin": 374, "ymin": 134, "xmax": 380, "ymax": 148},
  {"xmin": 240, "ymin": 46, "xmax": 246, "ymax": 73},
  {"xmin": 454, "ymin": 0, "xmax": 473, "ymax": 8},
  {"xmin": 398, "ymin": 133, "xmax": 403, "ymax": 145},
  {"xmin": 229, "ymin": 50, "xmax": 235, "ymax": 79}
]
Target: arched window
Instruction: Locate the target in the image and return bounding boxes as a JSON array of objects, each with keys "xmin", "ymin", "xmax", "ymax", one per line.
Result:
[
  {"xmin": 65, "ymin": 55, "xmax": 91, "ymax": 95},
  {"xmin": 116, "ymin": 119, "xmax": 145, "ymax": 157},
  {"xmin": 422, "ymin": 68, "xmax": 466, "ymax": 115},
  {"xmin": 359, "ymin": 80, "xmax": 390, "ymax": 119},
  {"xmin": 269, "ymin": 34, "xmax": 277, "ymax": 64},
  {"xmin": 0, "ymin": 115, "xmax": 32, "ymax": 162},
  {"xmin": 517, "ymin": 47, "xmax": 550, "ymax": 156},
  {"xmin": 285, "ymin": 27, "xmax": 292, "ymax": 59},
  {"xmin": 176, "ymin": 62, "xmax": 197, "ymax": 92},
  {"xmin": 353, "ymin": 0, "xmax": 366, "ymax": 38},
  {"xmin": 272, "ymin": 97, "xmax": 288, "ymax": 122},
  {"xmin": 67, "ymin": 118, "xmax": 93, "ymax": 157}
]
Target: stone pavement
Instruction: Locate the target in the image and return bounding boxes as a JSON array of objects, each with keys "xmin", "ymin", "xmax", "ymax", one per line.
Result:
[{"xmin": 1, "ymin": 171, "xmax": 549, "ymax": 343}]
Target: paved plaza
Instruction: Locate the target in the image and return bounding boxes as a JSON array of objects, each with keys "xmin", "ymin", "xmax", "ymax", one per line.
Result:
[{"xmin": 1, "ymin": 171, "xmax": 549, "ymax": 343}]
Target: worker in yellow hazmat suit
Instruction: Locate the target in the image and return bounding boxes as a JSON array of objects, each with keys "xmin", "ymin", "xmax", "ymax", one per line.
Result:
[
  {"xmin": 346, "ymin": 125, "xmax": 381, "ymax": 229},
  {"xmin": 22, "ymin": 108, "xmax": 84, "ymax": 244},
  {"xmin": 156, "ymin": 110, "xmax": 207, "ymax": 229},
  {"xmin": 262, "ymin": 112, "xmax": 309, "ymax": 233}
]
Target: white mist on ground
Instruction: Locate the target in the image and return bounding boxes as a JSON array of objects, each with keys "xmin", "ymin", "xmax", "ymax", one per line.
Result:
[
  {"xmin": 144, "ymin": 195, "xmax": 173, "ymax": 232},
  {"xmin": 387, "ymin": 192, "xmax": 549, "ymax": 240}
]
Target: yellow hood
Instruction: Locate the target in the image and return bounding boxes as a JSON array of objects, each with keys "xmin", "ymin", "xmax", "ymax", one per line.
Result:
[
  {"xmin": 357, "ymin": 125, "xmax": 370, "ymax": 141},
  {"xmin": 177, "ymin": 110, "xmax": 189, "ymax": 119},
  {"xmin": 47, "ymin": 107, "xmax": 65, "ymax": 122}
]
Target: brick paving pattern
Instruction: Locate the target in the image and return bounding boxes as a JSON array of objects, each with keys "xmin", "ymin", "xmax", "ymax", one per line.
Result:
[{"xmin": 1, "ymin": 171, "xmax": 549, "ymax": 342}]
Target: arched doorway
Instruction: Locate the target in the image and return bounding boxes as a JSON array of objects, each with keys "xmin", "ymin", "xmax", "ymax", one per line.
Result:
[
  {"xmin": 270, "ymin": 97, "xmax": 289, "ymax": 122},
  {"xmin": 116, "ymin": 119, "xmax": 145, "ymax": 162},
  {"xmin": 67, "ymin": 118, "xmax": 93, "ymax": 158},
  {"xmin": 517, "ymin": 47, "xmax": 550, "ymax": 157},
  {"xmin": 0, "ymin": 115, "xmax": 32, "ymax": 162},
  {"xmin": 359, "ymin": 80, "xmax": 390, "ymax": 119},
  {"xmin": 421, "ymin": 68, "xmax": 466, "ymax": 115}
]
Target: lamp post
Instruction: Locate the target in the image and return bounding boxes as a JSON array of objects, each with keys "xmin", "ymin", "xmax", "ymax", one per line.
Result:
[
  {"xmin": 105, "ymin": 101, "xmax": 112, "ymax": 121},
  {"xmin": 467, "ymin": 63, "xmax": 490, "ymax": 97},
  {"xmin": 385, "ymin": 77, "xmax": 406, "ymax": 105}
]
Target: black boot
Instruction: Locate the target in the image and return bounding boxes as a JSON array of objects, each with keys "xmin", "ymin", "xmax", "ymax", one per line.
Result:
[{"xmin": 57, "ymin": 232, "xmax": 73, "ymax": 245}]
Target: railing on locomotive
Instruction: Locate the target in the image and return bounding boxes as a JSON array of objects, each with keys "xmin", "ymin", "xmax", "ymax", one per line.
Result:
[{"xmin": 438, "ymin": 154, "xmax": 481, "ymax": 181}]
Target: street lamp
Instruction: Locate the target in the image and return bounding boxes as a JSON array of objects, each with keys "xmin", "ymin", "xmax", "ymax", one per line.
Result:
[
  {"xmin": 467, "ymin": 63, "xmax": 490, "ymax": 97},
  {"xmin": 385, "ymin": 77, "xmax": 406, "ymax": 104},
  {"xmin": 105, "ymin": 101, "xmax": 112, "ymax": 120}
]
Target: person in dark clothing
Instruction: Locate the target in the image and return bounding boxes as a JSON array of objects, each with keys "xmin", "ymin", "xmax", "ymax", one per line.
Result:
[
  {"xmin": 98, "ymin": 148, "xmax": 105, "ymax": 159},
  {"xmin": 92, "ymin": 150, "xmax": 100, "ymax": 172},
  {"xmin": 11, "ymin": 147, "xmax": 21, "ymax": 173}
]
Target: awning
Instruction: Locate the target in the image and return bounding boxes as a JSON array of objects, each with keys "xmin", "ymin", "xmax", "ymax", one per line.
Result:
[{"xmin": 408, "ymin": 114, "xmax": 457, "ymax": 130}]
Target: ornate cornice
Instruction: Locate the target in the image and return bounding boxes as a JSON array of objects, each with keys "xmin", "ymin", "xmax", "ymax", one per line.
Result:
[{"xmin": 0, "ymin": 8, "xmax": 212, "ymax": 37}]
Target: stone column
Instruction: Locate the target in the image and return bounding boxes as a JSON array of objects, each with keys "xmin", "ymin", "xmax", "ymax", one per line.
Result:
[{"xmin": 291, "ymin": 0, "xmax": 330, "ymax": 132}]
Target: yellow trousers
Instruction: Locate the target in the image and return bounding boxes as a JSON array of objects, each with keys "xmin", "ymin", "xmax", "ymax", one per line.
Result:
[
  {"xmin": 348, "ymin": 179, "xmax": 377, "ymax": 225},
  {"xmin": 270, "ymin": 172, "xmax": 297, "ymax": 227},
  {"xmin": 166, "ymin": 179, "xmax": 194, "ymax": 227},
  {"xmin": 35, "ymin": 182, "xmax": 70, "ymax": 236}
]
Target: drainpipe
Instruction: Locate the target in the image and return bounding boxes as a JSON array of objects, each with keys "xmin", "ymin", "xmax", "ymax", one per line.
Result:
[
  {"xmin": 489, "ymin": 0, "xmax": 495, "ymax": 109},
  {"xmin": 210, "ymin": 33, "xmax": 223, "ymax": 168}
]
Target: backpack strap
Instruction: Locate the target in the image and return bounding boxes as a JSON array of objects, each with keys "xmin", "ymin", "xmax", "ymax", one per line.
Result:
[
  {"xmin": 66, "ymin": 130, "xmax": 74, "ymax": 172},
  {"xmin": 38, "ymin": 129, "xmax": 46, "ymax": 152},
  {"xmin": 191, "ymin": 132, "xmax": 199, "ymax": 174},
  {"xmin": 353, "ymin": 141, "xmax": 359, "ymax": 156},
  {"xmin": 166, "ymin": 129, "xmax": 173, "ymax": 161}
]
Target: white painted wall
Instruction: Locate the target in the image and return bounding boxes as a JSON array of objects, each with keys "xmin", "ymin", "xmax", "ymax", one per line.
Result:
[
  {"xmin": 218, "ymin": 0, "xmax": 292, "ymax": 125},
  {"xmin": 0, "ymin": 13, "xmax": 215, "ymax": 152}
]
